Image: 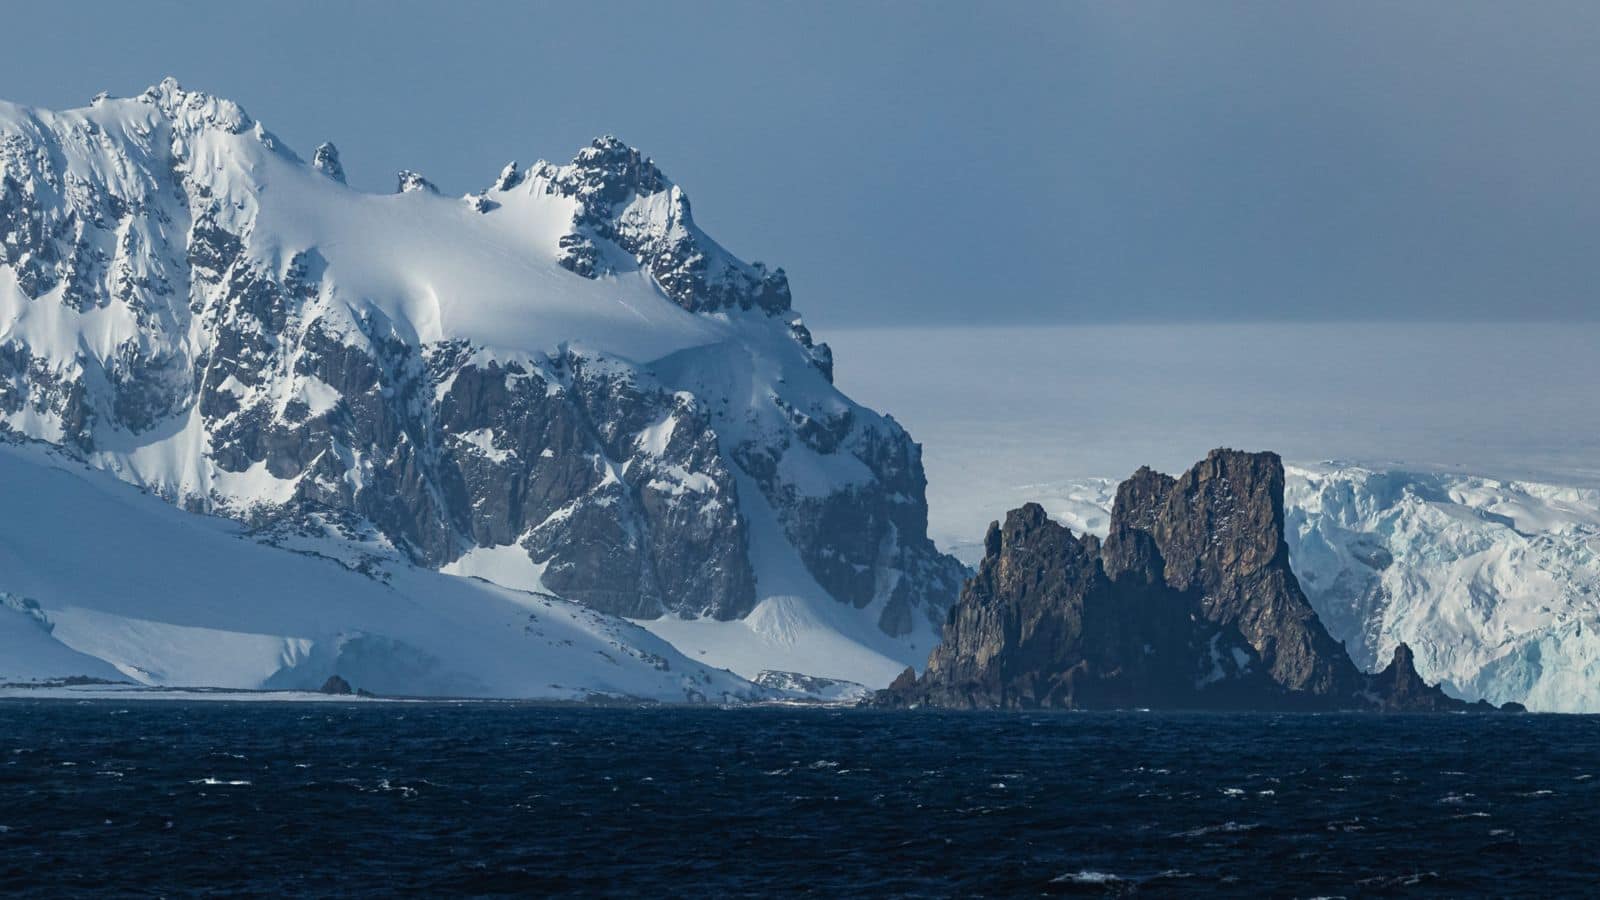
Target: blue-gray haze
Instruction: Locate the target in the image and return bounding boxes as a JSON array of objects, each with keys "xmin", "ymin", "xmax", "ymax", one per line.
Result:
[{"xmin": 3, "ymin": 1, "xmax": 1597, "ymax": 328}]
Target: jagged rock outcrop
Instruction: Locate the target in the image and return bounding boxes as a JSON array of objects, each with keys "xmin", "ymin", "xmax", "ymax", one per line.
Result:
[
  {"xmin": 395, "ymin": 169, "xmax": 438, "ymax": 194},
  {"xmin": 964, "ymin": 464, "xmax": 1598, "ymax": 711},
  {"xmin": 0, "ymin": 80, "xmax": 964, "ymax": 656},
  {"xmin": 543, "ymin": 136, "xmax": 794, "ymax": 318},
  {"xmin": 1104, "ymin": 452, "xmax": 1360, "ymax": 698},
  {"xmin": 879, "ymin": 449, "xmax": 1520, "ymax": 711},
  {"xmin": 318, "ymin": 674, "xmax": 354, "ymax": 695},
  {"xmin": 312, "ymin": 142, "xmax": 345, "ymax": 184}
]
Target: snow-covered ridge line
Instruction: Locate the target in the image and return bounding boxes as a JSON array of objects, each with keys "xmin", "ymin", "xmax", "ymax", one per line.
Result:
[
  {"xmin": 1013, "ymin": 463, "xmax": 1600, "ymax": 712},
  {"xmin": 0, "ymin": 79, "xmax": 964, "ymax": 689}
]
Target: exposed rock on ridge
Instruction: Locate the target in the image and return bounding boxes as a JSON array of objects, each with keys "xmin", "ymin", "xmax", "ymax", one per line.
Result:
[{"xmin": 312, "ymin": 142, "xmax": 345, "ymax": 184}]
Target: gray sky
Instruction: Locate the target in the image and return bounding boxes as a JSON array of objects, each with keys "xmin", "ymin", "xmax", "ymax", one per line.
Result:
[{"xmin": 3, "ymin": 1, "xmax": 1598, "ymax": 328}]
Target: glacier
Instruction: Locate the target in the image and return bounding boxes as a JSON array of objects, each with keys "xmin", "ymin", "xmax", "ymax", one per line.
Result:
[{"xmin": 1286, "ymin": 465, "xmax": 1600, "ymax": 713}]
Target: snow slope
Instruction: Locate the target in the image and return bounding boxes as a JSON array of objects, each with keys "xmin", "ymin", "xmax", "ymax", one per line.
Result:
[
  {"xmin": 0, "ymin": 82, "xmax": 720, "ymax": 368},
  {"xmin": 0, "ymin": 441, "xmax": 755, "ymax": 702},
  {"xmin": 634, "ymin": 469, "xmax": 939, "ymax": 686}
]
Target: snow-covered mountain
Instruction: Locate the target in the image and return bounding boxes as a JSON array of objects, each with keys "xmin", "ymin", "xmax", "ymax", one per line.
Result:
[
  {"xmin": 0, "ymin": 441, "xmax": 754, "ymax": 701},
  {"xmin": 1014, "ymin": 466, "xmax": 1600, "ymax": 713},
  {"xmin": 0, "ymin": 80, "xmax": 964, "ymax": 689}
]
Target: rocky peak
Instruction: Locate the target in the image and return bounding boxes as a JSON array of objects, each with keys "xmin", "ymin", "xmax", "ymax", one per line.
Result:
[
  {"xmin": 1111, "ymin": 449, "xmax": 1356, "ymax": 696},
  {"xmin": 1109, "ymin": 465, "xmax": 1176, "ymax": 531},
  {"xmin": 563, "ymin": 135, "xmax": 668, "ymax": 210},
  {"xmin": 318, "ymin": 674, "xmax": 354, "ymax": 695},
  {"xmin": 313, "ymin": 142, "xmax": 346, "ymax": 184},
  {"xmin": 879, "ymin": 449, "xmax": 1504, "ymax": 712},
  {"xmin": 983, "ymin": 502, "xmax": 1103, "ymax": 583},
  {"xmin": 492, "ymin": 160, "xmax": 522, "ymax": 192},
  {"xmin": 1366, "ymin": 642, "xmax": 1467, "ymax": 711},
  {"xmin": 530, "ymin": 135, "xmax": 795, "ymax": 319},
  {"xmin": 985, "ymin": 502, "xmax": 1094, "ymax": 585},
  {"xmin": 1390, "ymin": 641, "xmax": 1417, "ymax": 671},
  {"xmin": 396, "ymin": 170, "xmax": 439, "ymax": 194},
  {"xmin": 138, "ymin": 76, "xmax": 252, "ymax": 136}
]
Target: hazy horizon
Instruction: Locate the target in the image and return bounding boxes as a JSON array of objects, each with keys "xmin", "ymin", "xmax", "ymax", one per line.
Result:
[{"xmin": 829, "ymin": 321, "xmax": 1600, "ymax": 554}]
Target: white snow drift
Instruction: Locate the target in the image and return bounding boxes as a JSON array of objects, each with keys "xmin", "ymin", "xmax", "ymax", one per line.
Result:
[{"xmin": 0, "ymin": 441, "xmax": 755, "ymax": 701}]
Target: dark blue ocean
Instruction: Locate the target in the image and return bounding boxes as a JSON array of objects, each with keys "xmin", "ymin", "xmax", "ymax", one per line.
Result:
[{"xmin": 0, "ymin": 702, "xmax": 1594, "ymax": 897}]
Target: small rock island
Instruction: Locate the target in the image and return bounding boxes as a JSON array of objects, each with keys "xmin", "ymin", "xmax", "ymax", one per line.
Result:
[{"xmin": 877, "ymin": 449, "xmax": 1524, "ymax": 713}]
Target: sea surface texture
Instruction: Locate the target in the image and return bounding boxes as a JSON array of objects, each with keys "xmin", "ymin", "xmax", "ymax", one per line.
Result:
[{"xmin": 0, "ymin": 703, "xmax": 1594, "ymax": 896}]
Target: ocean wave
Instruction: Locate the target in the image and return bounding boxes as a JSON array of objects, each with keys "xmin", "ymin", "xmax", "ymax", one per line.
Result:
[{"xmin": 1170, "ymin": 821, "xmax": 1260, "ymax": 838}]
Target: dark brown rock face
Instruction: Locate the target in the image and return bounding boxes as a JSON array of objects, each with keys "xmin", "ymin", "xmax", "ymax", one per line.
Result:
[
  {"xmin": 318, "ymin": 675, "xmax": 354, "ymax": 695},
  {"xmin": 1103, "ymin": 452, "xmax": 1360, "ymax": 698},
  {"xmin": 880, "ymin": 449, "xmax": 1506, "ymax": 712},
  {"xmin": 1365, "ymin": 643, "xmax": 1511, "ymax": 712}
]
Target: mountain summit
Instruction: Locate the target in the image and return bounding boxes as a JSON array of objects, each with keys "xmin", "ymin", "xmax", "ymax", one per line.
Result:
[{"xmin": 0, "ymin": 80, "xmax": 964, "ymax": 688}]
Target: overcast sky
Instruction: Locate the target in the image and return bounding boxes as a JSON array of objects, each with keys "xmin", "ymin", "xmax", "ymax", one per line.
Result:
[{"xmin": 4, "ymin": 1, "xmax": 1598, "ymax": 328}]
